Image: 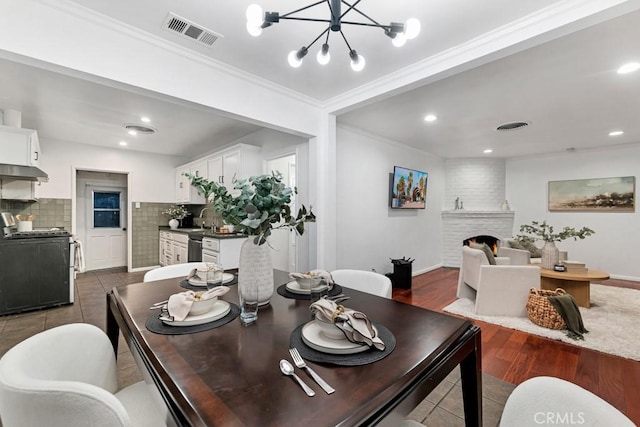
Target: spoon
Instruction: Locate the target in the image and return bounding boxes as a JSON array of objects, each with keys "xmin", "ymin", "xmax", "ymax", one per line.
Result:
[{"xmin": 279, "ymin": 359, "xmax": 315, "ymax": 397}]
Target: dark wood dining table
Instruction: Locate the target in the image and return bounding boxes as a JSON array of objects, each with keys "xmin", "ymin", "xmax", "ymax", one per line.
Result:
[{"xmin": 106, "ymin": 270, "xmax": 482, "ymax": 426}]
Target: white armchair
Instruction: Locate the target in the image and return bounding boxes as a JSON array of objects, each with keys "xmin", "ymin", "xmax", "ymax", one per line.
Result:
[
  {"xmin": 0, "ymin": 323, "xmax": 168, "ymax": 427},
  {"xmin": 457, "ymin": 246, "xmax": 540, "ymax": 316}
]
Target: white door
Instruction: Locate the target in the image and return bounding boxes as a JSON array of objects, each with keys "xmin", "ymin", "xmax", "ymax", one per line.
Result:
[
  {"xmin": 85, "ymin": 185, "xmax": 127, "ymax": 270},
  {"xmin": 266, "ymin": 155, "xmax": 297, "ymax": 272}
]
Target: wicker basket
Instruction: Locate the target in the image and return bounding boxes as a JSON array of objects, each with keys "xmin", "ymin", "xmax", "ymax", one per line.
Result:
[{"xmin": 526, "ymin": 288, "xmax": 566, "ymax": 330}]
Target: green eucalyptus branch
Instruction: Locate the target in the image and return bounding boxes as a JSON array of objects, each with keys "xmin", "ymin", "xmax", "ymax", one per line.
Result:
[
  {"xmin": 517, "ymin": 220, "xmax": 595, "ymax": 243},
  {"xmin": 183, "ymin": 171, "xmax": 315, "ymax": 245}
]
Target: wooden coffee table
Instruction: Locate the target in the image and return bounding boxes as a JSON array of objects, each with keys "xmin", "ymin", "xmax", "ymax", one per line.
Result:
[{"xmin": 538, "ymin": 267, "xmax": 610, "ymax": 308}]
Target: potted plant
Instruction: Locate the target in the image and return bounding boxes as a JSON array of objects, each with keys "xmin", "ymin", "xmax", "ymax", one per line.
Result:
[
  {"xmin": 516, "ymin": 220, "xmax": 594, "ymax": 269},
  {"xmin": 162, "ymin": 205, "xmax": 187, "ymax": 229},
  {"xmin": 184, "ymin": 171, "xmax": 315, "ymax": 306}
]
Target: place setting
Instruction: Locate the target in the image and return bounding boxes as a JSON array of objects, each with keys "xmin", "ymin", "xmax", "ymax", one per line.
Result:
[
  {"xmin": 289, "ymin": 296, "xmax": 396, "ymax": 366},
  {"xmin": 179, "ymin": 264, "xmax": 237, "ymax": 291},
  {"xmin": 277, "ymin": 270, "xmax": 343, "ymax": 300},
  {"xmin": 145, "ymin": 286, "xmax": 240, "ymax": 335}
]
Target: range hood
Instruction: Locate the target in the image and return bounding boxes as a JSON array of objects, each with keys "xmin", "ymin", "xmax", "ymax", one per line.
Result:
[{"xmin": 0, "ymin": 163, "xmax": 48, "ymax": 182}]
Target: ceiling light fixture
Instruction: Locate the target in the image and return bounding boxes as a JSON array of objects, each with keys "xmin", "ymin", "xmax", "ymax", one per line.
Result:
[
  {"xmin": 609, "ymin": 130, "xmax": 624, "ymax": 136},
  {"xmin": 119, "ymin": 141, "xmax": 128, "ymax": 146},
  {"xmin": 617, "ymin": 62, "xmax": 640, "ymax": 74},
  {"xmin": 246, "ymin": 1, "xmax": 420, "ymax": 71},
  {"xmin": 424, "ymin": 114, "xmax": 437, "ymax": 122},
  {"xmin": 483, "ymin": 149, "xmax": 493, "ymax": 154},
  {"xmin": 140, "ymin": 116, "xmax": 151, "ymax": 123}
]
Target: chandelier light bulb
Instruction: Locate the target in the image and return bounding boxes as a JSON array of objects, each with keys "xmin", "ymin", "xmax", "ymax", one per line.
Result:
[
  {"xmin": 392, "ymin": 33, "xmax": 407, "ymax": 47},
  {"xmin": 317, "ymin": 43, "xmax": 331, "ymax": 65},
  {"xmin": 246, "ymin": 22, "xmax": 262, "ymax": 37},
  {"xmin": 349, "ymin": 51, "xmax": 366, "ymax": 72},
  {"xmin": 617, "ymin": 62, "xmax": 640, "ymax": 74},
  {"xmin": 246, "ymin": 4, "xmax": 264, "ymax": 26},
  {"xmin": 404, "ymin": 18, "xmax": 421, "ymax": 40},
  {"xmin": 288, "ymin": 47, "xmax": 308, "ymax": 68}
]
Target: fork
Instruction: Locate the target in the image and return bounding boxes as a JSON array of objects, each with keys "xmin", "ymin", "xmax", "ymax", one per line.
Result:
[{"xmin": 289, "ymin": 347, "xmax": 335, "ymax": 394}]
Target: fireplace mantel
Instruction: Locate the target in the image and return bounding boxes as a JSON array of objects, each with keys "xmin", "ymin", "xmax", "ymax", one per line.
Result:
[{"xmin": 442, "ymin": 210, "xmax": 515, "ymax": 267}]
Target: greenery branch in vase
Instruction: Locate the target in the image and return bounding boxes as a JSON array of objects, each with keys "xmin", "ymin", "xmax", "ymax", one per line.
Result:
[
  {"xmin": 516, "ymin": 220, "xmax": 594, "ymax": 269},
  {"xmin": 184, "ymin": 171, "xmax": 316, "ymax": 309}
]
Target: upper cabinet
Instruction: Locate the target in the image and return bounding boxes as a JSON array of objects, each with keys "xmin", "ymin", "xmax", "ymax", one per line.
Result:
[
  {"xmin": 0, "ymin": 125, "xmax": 41, "ymax": 167},
  {"xmin": 176, "ymin": 144, "xmax": 262, "ymax": 204},
  {"xmin": 176, "ymin": 160, "xmax": 207, "ymax": 204}
]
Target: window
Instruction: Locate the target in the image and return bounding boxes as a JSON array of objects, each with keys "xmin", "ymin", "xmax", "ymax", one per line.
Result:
[{"xmin": 93, "ymin": 191, "xmax": 121, "ymax": 228}]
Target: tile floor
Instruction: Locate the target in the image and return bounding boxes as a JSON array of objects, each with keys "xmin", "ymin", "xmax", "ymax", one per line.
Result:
[{"xmin": 0, "ymin": 267, "xmax": 514, "ymax": 426}]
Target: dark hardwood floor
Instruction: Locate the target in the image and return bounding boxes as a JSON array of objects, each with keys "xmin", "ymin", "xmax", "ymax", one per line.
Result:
[{"xmin": 393, "ymin": 267, "xmax": 640, "ymax": 425}]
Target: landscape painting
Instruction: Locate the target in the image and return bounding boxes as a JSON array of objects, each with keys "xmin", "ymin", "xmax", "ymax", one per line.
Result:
[{"xmin": 548, "ymin": 176, "xmax": 635, "ymax": 212}]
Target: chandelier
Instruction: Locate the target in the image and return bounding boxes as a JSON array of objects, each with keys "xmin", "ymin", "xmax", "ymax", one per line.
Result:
[{"xmin": 245, "ymin": 1, "xmax": 420, "ymax": 71}]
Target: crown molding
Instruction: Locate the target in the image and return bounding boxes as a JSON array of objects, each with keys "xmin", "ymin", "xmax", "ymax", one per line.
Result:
[
  {"xmin": 322, "ymin": 0, "xmax": 640, "ymax": 114},
  {"xmin": 39, "ymin": 0, "xmax": 323, "ymax": 109}
]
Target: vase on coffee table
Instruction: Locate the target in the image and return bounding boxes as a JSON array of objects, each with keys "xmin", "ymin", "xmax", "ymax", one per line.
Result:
[{"xmin": 541, "ymin": 241, "xmax": 559, "ymax": 269}]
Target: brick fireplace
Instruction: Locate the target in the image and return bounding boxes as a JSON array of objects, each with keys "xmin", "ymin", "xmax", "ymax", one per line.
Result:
[{"xmin": 442, "ymin": 210, "xmax": 515, "ymax": 267}]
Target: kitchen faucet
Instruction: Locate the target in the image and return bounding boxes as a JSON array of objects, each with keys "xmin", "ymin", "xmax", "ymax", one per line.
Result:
[{"xmin": 198, "ymin": 207, "xmax": 209, "ymax": 230}]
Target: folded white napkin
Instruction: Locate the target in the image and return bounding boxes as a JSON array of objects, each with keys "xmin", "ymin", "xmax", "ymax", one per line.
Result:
[
  {"xmin": 167, "ymin": 287, "xmax": 229, "ymax": 321},
  {"xmin": 289, "ymin": 269, "xmax": 335, "ymax": 285},
  {"xmin": 310, "ymin": 298, "xmax": 385, "ymax": 351}
]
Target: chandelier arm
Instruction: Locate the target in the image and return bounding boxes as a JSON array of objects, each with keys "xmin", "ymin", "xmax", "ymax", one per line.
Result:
[
  {"xmin": 304, "ymin": 27, "xmax": 331, "ymax": 50},
  {"xmin": 340, "ymin": 0, "xmax": 382, "ymax": 26},
  {"xmin": 279, "ymin": 16, "xmax": 332, "ymax": 24},
  {"xmin": 338, "ymin": 29, "xmax": 354, "ymax": 52},
  {"xmin": 280, "ymin": 0, "xmax": 327, "ymax": 19},
  {"xmin": 340, "ymin": 20, "xmax": 391, "ymax": 30}
]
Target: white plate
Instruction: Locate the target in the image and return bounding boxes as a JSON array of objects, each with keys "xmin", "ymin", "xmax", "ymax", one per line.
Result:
[
  {"xmin": 160, "ymin": 300, "xmax": 230, "ymax": 326},
  {"xmin": 188, "ymin": 272, "xmax": 235, "ymax": 287},
  {"xmin": 285, "ymin": 281, "xmax": 328, "ymax": 295},
  {"xmin": 301, "ymin": 321, "xmax": 370, "ymax": 354}
]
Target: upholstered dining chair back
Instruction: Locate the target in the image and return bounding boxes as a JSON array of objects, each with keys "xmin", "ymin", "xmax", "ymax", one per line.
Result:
[
  {"xmin": 0, "ymin": 323, "xmax": 168, "ymax": 427},
  {"xmin": 330, "ymin": 269, "xmax": 393, "ymax": 299},
  {"xmin": 144, "ymin": 261, "xmax": 207, "ymax": 282}
]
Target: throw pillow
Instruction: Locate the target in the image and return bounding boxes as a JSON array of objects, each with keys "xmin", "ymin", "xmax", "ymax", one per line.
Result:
[
  {"xmin": 521, "ymin": 241, "xmax": 542, "ymax": 258},
  {"xmin": 469, "ymin": 242, "xmax": 496, "ymax": 265}
]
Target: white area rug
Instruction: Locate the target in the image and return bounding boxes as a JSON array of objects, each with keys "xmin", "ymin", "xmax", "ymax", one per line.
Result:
[{"xmin": 443, "ymin": 284, "xmax": 640, "ymax": 361}]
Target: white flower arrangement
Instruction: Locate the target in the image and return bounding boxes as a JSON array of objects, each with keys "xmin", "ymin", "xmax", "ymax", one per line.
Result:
[{"xmin": 162, "ymin": 205, "xmax": 188, "ymax": 220}]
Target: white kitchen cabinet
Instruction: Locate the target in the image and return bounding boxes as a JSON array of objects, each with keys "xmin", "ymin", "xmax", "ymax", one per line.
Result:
[
  {"xmin": 206, "ymin": 144, "xmax": 261, "ymax": 195},
  {"xmin": 175, "ymin": 160, "xmax": 207, "ymax": 204},
  {"xmin": 202, "ymin": 236, "xmax": 246, "ymax": 270},
  {"xmin": 0, "ymin": 125, "xmax": 41, "ymax": 167},
  {"xmin": 159, "ymin": 231, "xmax": 188, "ymax": 265}
]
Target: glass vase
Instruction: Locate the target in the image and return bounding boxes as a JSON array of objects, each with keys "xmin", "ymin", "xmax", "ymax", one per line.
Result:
[
  {"xmin": 238, "ymin": 238, "xmax": 274, "ymax": 306},
  {"xmin": 541, "ymin": 241, "xmax": 559, "ymax": 269}
]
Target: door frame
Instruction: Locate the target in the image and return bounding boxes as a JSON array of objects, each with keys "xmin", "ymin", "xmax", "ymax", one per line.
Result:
[{"xmin": 72, "ymin": 167, "xmax": 131, "ymax": 271}]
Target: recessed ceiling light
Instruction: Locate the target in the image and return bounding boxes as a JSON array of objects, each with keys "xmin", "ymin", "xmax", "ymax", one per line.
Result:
[
  {"xmin": 617, "ymin": 62, "xmax": 640, "ymax": 74},
  {"xmin": 128, "ymin": 130, "xmax": 137, "ymax": 136},
  {"xmin": 424, "ymin": 114, "xmax": 437, "ymax": 122},
  {"xmin": 119, "ymin": 141, "xmax": 128, "ymax": 146},
  {"xmin": 609, "ymin": 130, "xmax": 624, "ymax": 136},
  {"xmin": 140, "ymin": 116, "xmax": 151, "ymax": 123},
  {"xmin": 483, "ymin": 149, "xmax": 493, "ymax": 154}
]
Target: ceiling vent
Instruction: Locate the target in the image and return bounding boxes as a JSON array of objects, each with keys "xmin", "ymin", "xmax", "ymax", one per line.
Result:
[
  {"xmin": 496, "ymin": 121, "xmax": 529, "ymax": 131},
  {"xmin": 125, "ymin": 124, "xmax": 156, "ymax": 134},
  {"xmin": 163, "ymin": 13, "xmax": 222, "ymax": 47}
]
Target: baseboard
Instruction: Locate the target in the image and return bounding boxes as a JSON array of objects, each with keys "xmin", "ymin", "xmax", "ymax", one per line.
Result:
[
  {"xmin": 129, "ymin": 265, "xmax": 159, "ymax": 273},
  {"xmin": 413, "ymin": 263, "xmax": 444, "ymax": 276},
  {"xmin": 610, "ymin": 273, "xmax": 640, "ymax": 282}
]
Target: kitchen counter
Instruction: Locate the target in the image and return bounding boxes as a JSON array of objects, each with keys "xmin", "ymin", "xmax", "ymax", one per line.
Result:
[{"xmin": 158, "ymin": 226, "xmax": 247, "ymax": 239}]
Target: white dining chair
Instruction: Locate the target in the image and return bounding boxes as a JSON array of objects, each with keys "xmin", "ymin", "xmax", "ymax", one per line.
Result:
[
  {"xmin": 0, "ymin": 323, "xmax": 168, "ymax": 427},
  {"xmin": 143, "ymin": 262, "xmax": 207, "ymax": 282},
  {"xmin": 330, "ymin": 269, "xmax": 393, "ymax": 299}
]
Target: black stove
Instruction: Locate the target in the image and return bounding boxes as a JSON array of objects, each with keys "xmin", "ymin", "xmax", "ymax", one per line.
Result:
[{"xmin": 3, "ymin": 229, "xmax": 72, "ymax": 239}]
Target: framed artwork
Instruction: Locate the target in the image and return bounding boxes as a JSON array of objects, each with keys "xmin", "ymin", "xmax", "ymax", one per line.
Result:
[{"xmin": 548, "ymin": 176, "xmax": 635, "ymax": 212}]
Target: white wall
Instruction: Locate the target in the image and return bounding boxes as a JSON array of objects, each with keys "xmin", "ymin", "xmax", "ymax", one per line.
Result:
[
  {"xmin": 506, "ymin": 144, "xmax": 640, "ymax": 280},
  {"xmin": 446, "ymin": 158, "xmax": 506, "ymax": 211},
  {"xmin": 336, "ymin": 126, "xmax": 445, "ymax": 275},
  {"xmin": 39, "ymin": 138, "xmax": 181, "ymax": 202}
]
